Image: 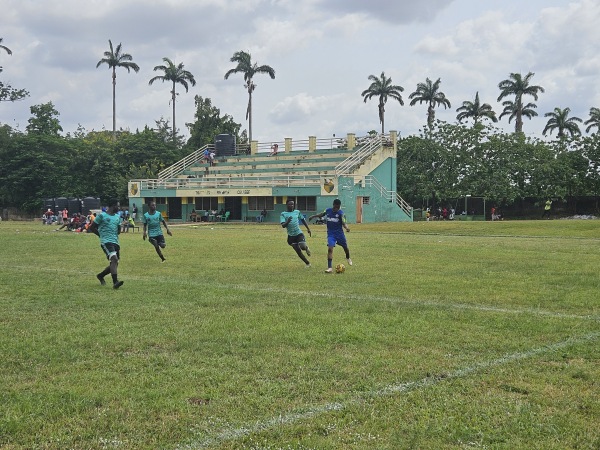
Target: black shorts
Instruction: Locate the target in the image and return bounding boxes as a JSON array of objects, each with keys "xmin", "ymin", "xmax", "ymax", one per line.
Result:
[
  {"xmin": 149, "ymin": 234, "xmax": 166, "ymax": 247},
  {"xmin": 287, "ymin": 233, "xmax": 306, "ymax": 246},
  {"xmin": 100, "ymin": 242, "xmax": 120, "ymax": 260}
]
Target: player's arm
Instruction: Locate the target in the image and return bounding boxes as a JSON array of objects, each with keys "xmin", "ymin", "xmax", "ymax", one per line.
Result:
[
  {"xmin": 89, "ymin": 220, "xmax": 99, "ymax": 236},
  {"xmin": 342, "ymin": 214, "xmax": 350, "ymax": 232},
  {"xmin": 301, "ymin": 217, "xmax": 312, "ymax": 237},
  {"xmin": 162, "ymin": 218, "xmax": 172, "ymax": 236},
  {"xmin": 142, "ymin": 221, "xmax": 148, "ymax": 240},
  {"xmin": 308, "ymin": 211, "xmax": 325, "ymax": 221},
  {"xmin": 280, "ymin": 214, "xmax": 292, "ymax": 228}
]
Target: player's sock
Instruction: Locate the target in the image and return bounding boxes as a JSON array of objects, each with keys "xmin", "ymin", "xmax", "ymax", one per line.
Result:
[{"xmin": 96, "ymin": 274, "xmax": 106, "ymax": 286}]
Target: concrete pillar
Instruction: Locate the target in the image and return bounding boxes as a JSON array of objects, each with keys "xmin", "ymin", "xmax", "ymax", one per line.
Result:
[
  {"xmin": 308, "ymin": 136, "xmax": 316, "ymax": 152},
  {"xmin": 285, "ymin": 137, "xmax": 292, "ymax": 153},
  {"xmin": 389, "ymin": 130, "xmax": 398, "ymax": 152},
  {"xmin": 347, "ymin": 133, "xmax": 356, "ymax": 149},
  {"xmin": 250, "ymin": 140, "xmax": 258, "ymax": 155}
]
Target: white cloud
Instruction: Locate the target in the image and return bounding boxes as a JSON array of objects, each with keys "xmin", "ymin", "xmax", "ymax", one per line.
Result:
[{"xmin": 1, "ymin": 0, "xmax": 599, "ymax": 142}]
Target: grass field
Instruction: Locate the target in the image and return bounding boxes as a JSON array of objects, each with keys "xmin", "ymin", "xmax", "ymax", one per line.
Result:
[{"xmin": 0, "ymin": 219, "xmax": 599, "ymax": 449}]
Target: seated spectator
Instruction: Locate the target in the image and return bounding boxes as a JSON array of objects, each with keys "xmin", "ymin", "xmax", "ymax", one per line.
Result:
[
  {"xmin": 268, "ymin": 143, "xmax": 279, "ymax": 157},
  {"xmin": 257, "ymin": 208, "xmax": 267, "ymax": 222}
]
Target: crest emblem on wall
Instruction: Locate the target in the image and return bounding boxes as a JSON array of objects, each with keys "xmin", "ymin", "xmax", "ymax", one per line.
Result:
[
  {"xmin": 129, "ymin": 182, "xmax": 139, "ymax": 197},
  {"xmin": 323, "ymin": 178, "xmax": 335, "ymax": 193}
]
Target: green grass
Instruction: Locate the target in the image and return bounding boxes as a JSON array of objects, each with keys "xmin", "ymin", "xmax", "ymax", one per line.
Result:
[{"xmin": 0, "ymin": 220, "xmax": 599, "ymax": 449}]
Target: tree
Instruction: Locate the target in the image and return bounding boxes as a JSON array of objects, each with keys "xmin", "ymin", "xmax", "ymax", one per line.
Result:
[
  {"xmin": 185, "ymin": 95, "xmax": 242, "ymax": 150},
  {"xmin": 224, "ymin": 50, "xmax": 275, "ymax": 143},
  {"xmin": 584, "ymin": 107, "xmax": 600, "ymax": 134},
  {"xmin": 542, "ymin": 107, "xmax": 582, "ymax": 138},
  {"xmin": 456, "ymin": 92, "xmax": 497, "ymax": 124},
  {"xmin": 0, "ymin": 38, "xmax": 29, "ymax": 103},
  {"xmin": 0, "ymin": 81, "xmax": 29, "ymax": 103},
  {"xmin": 497, "ymin": 72, "xmax": 545, "ymax": 133},
  {"xmin": 0, "ymin": 37, "xmax": 12, "ymax": 73},
  {"xmin": 499, "ymin": 100, "xmax": 539, "ymax": 129},
  {"xmin": 149, "ymin": 57, "xmax": 196, "ymax": 142},
  {"xmin": 26, "ymin": 102, "xmax": 63, "ymax": 135},
  {"xmin": 96, "ymin": 40, "xmax": 140, "ymax": 139},
  {"xmin": 409, "ymin": 77, "xmax": 451, "ymax": 127},
  {"xmin": 361, "ymin": 72, "xmax": 404, "ymax": 134}
]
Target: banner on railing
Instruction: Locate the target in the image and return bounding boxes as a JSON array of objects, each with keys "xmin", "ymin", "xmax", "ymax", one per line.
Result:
[{"xmin": 320, "ymin": 177, "xmax": 339, "ymax": 196}]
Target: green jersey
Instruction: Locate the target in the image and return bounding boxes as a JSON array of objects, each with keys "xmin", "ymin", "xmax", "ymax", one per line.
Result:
[
  {"xmin": 143, "ymin": 211, "xmax": 164, "ymax": 237},
  {"xmin": 94, "ymin": 212, "xmax": 121, "ymax": 245},
  {"xmin": 280, "ymin": 209, "xmax": 304, "ymax": 236}
]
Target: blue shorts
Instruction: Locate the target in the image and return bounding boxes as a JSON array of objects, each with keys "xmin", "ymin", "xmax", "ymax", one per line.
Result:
[{"xmin": 327, "ymin": 233, "xmax": 347, "ymax": 248}]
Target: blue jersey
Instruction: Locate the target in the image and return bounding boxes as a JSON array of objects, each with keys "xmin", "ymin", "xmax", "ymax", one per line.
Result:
[
  {"xmin": 93, "ymin": 212, "xmax": 121, "ymax": 245},
  {"xmin": 280, "ymin": 209, "xmax": 305, "ymax": 236},
  {"xmin": 143, "ymin": 211, "xmax": 164, "ymax": 237},
  {"xmin": 324, "ymin": 208, "xmax": 345, "ymax": 236}
]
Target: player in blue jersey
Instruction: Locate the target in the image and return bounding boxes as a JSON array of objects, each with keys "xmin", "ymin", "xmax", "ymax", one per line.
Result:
[
  {"xmin": 89, "ymin": 198, "xmax": 124, "ymax": 289},
  {"xmin": 309, "ymin": 198, "xmax": 352, "ymax": 273},
  {"xmin": 280, "ymin": 199, "xmax": 312, "ymax": 268},
  {"xmin": 142, "ymin": 201, "xmax": 172, "ymax": 262}
]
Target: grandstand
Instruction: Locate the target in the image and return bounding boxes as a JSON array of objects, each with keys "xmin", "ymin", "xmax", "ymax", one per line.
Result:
[{"xmin": 127, "ymin": 131, "xmax": 412, "ymax": 223}]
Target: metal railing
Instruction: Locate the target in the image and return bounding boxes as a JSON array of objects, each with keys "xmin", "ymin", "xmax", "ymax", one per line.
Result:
[
  {"xmin": 132, "ymin": 175, "xmax": 323, "ymax": 191},
  {"xmin": 363, "ymin": 175, "xmax": 412, "ymax": 217},
  {"xmin": 335, "ymin": 135, "xmax": 384, "ymax": 175},
  {"xmin": 158, "ymin": 145, "xmax": 212, "ymax": 180}
]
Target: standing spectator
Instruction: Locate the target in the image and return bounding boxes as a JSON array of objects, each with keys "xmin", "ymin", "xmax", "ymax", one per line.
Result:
[
  {"xmin": 61, "ymin": 208, "xmax": 69, "ymax": 226},
  {"xmin": 89, "ymin": 198, "xmax": 124, "ymax": 289},
  {"xmin": 132, "ymin": 203, "xmax": 138, "ymax": 222},
  {"xmin": 280, "ymin": 199, "xmax": 312, "ymax": 267},
  {"xmin": 542, "ymin": 199, "xmax": 552, "ymax": 219},
  {"xmin": 142, "ymin": 201, "xmax": 172, "ymax": 262},
  {"xmin": 309, "ymin": 198, "xmax": 352, "ymax": 273}
]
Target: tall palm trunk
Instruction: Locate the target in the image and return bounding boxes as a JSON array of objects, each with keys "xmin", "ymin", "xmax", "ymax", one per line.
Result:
[
  {"xmin": 171, "ymin": 82, "xmax": 176, "ymax": 141},
  {"xmin": 247, "ymin": 89, "xmax": 253, "ymax": 143},
  {"xmin": 112, "ymin": 67, "xmax": 117, "ymax": 140}
]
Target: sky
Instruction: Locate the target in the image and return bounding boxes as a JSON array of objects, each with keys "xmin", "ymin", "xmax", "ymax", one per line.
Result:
[{"xmin": 1, "ymin": 0, "xmax": 599, "ymax": 144}]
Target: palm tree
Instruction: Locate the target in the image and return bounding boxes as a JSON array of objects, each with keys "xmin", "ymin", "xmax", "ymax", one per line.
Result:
[
  {"xmin": 0, "ymin": 37, "xmax": 12, "ymax": 73},
  {"xmin": 542, "ymin": 107, "xmax": 582, "ymax": 138},
  {"xmin": 0, "ymin": 38, "xmax": 12, "ymax": 55},
  {"xmin": 497, "ymin": 72, "xmax": 544, "ymax": 133},
  {"xmin": 409, "ymin": 78, "xmax": 451, "ymax": 127},
  {"xmin": 456, "ymin": 92, "xmax": 497, "ymax": 125},
  {"xmin": 96, "ymin": 40, "xmax": 140, "ymax": 139},
  {"xmin": 361, "ymin": 72, "xmax": 404, "ymax": 134},
  {"xmin": 584, "ymin": 107, "xmax": 600, "ymax": 134},
  {"xmin": 224, "ymin": 50, "xmax": 275, "ymax": 143},
  {"xmin": 149, "ymin": 57, "xmax": 196, "ymax": 141},
  {"xmin": 499, "ymin": 100, "xmax": 539, "ymax": 128}
]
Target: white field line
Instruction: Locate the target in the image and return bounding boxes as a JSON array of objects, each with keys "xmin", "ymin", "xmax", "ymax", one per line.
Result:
[
  {"xmin": 176, "ymin": 332, "xmax": 600, "ymax": 449},
  {"xmin": 2, "ymin": 264, "xmax": 599, "ymax": 322}
]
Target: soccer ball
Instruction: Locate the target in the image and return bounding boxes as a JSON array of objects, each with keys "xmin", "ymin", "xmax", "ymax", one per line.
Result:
[{"xmin": 335, "ymin": 263, "xmax": 346, "ymax": 273}]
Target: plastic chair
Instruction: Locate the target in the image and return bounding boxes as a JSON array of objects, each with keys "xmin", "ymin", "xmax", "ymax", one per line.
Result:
[{"xmin": 220, "ymin": 211, "xmax": 230, "ymax": 222}]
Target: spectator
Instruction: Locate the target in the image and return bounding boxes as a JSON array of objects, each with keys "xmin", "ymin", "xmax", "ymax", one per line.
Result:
[
  {"xmin": 268, "ymin": 143, "xmax": 279, "ymax": 157},
  {"xmin": 257, "ymin": 208, "xmax": 267, "ymax": 222}
]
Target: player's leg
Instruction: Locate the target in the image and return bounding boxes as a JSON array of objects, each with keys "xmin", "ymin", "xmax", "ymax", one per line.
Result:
[
  {"xmin": 336, "ymin": 234, "xmax": 352, "ymax": 265},
  {"xmin": 289, "ymin": 235, "xmax": 310, "ymax": 266},
  {"xmin": 149, "ymin": 236, "xmax": 165, "ymax": 261},
  {"xmin": 325, "ymin": 235, "xmax": 336, "ymax": 272}
]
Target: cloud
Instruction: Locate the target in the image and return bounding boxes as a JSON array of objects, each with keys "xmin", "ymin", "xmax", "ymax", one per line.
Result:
[{"xmin": 316, "ymin": 0, "xmax": 456, "ymax": 24}]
